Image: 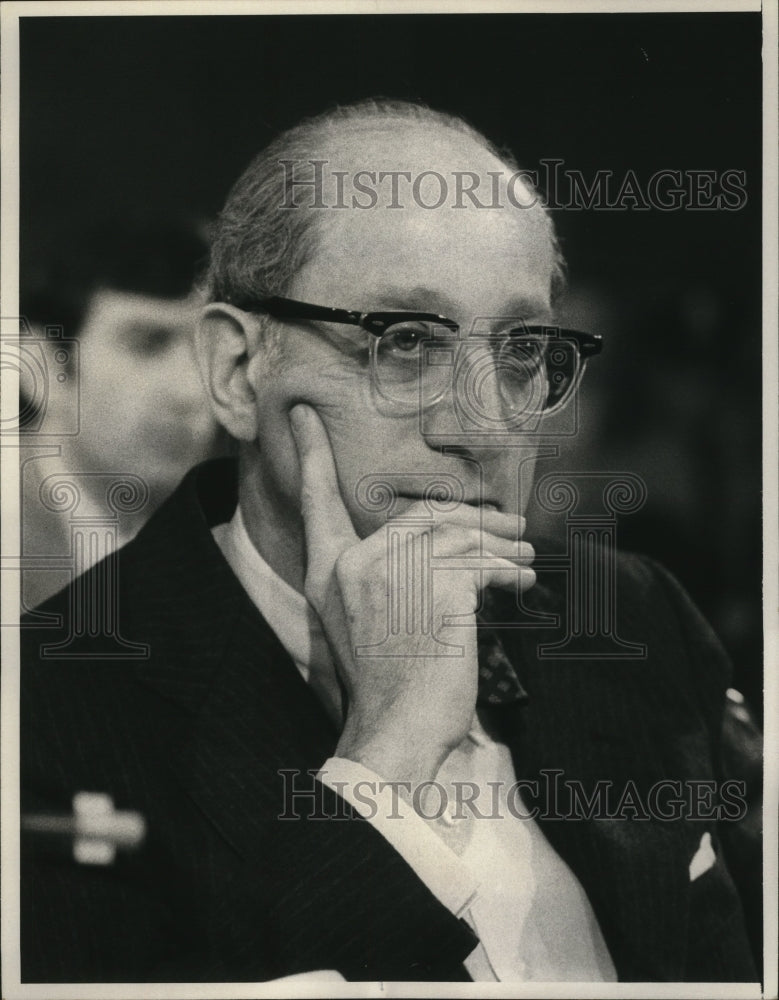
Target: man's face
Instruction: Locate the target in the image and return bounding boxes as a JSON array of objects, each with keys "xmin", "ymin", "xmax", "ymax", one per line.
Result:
[
  {"xmin": 72, "ymin": 289, "xmax": 219, "ymax": 502},
  {"xmin": 248, "ymin": 131, "xmax": 557, "ymax": 539}
]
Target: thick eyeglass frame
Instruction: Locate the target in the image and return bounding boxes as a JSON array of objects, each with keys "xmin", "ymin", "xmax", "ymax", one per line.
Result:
[{"xmin": 227, "ymin": 293, "xmax": 602, "ymax": 415}]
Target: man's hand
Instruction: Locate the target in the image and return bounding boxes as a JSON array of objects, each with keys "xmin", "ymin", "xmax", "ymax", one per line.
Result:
[{"xmin": 290, "ymin": 403, "xmax": 535, "ymax": 785}]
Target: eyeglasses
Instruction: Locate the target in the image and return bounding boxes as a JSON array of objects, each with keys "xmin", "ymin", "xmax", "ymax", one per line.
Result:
[{"xmin": 228, "ymin": 293, "xmax": 602, "ymax": 421}]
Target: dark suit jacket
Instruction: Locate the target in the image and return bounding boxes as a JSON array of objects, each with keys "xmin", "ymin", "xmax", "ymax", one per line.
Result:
[{"xmin": 20, "ymin": 459, "xmax": 757, "ymax": 983}]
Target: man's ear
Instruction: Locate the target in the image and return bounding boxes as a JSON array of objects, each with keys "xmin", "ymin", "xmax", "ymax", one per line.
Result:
[{"xmin": 195, "ymin": 304, "xmax": 266, "ymax": 441}]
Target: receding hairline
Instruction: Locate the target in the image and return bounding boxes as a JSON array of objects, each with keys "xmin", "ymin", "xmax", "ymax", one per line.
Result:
[
  {"xmin": 205, "ymin": 98, "xmax": 567, "ymax": 308},
  {"xmin": 278, "ymin": 104, "xmax": 520, "ymax": 172}
]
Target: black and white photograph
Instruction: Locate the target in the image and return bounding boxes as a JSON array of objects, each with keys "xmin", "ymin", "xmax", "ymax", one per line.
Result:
[{"xmin": 1, "ymin": 1, "xmax": 776, "ymax": 996}]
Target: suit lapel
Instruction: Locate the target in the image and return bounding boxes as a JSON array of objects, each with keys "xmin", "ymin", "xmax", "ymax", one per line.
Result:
[
  {"xmin": 164, "ymin": 602, "xmax": 340, "ymax": 860},
  {"xmin": 131, "ymin": 460, "xmax": 339, "ymax": 859}
]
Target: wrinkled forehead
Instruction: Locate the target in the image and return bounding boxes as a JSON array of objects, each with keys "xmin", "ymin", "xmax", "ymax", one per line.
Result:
[{"xmin": 285, "ymin": 122, "xmax": 557, "ymax": 311}]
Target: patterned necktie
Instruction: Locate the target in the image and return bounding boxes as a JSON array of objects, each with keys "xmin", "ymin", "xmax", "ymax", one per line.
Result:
[{"xmin": 476, "ymin": 588, "xmax": 529, "ymax": 707}]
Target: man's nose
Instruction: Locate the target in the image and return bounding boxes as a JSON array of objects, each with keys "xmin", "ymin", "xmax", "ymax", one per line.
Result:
[{"xmin": 420, "ymin": 342, "xmax": 508, "ymax": 449}]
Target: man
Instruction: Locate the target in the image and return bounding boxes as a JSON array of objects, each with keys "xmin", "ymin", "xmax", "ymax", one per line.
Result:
[
  {"xmin": 21, "ymin": 100, "xmax": 756, "ymax": 983},
  {"xmin": 19, "ymin": 218, "xmax": 222, "ymax": 610}
]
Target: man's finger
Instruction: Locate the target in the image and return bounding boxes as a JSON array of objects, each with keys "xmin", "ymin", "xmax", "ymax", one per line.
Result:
[
  {"xmin": 479, "ymin": 561, "xmax": 537, "ymax": 593},
  {"xmin": 427, "ymin": 527, "xmax": 534, "ymax": 563},
  {"xmin": 395, "ymin": 500, "xmax": 526, "ymax": 539},
  {"xmin": 289, "ymin": 404, "xmax": 358, "ymax": 555}
]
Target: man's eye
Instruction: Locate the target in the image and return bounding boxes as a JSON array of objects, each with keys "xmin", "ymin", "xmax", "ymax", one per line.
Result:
[{"xmin": 384, "ymin": 323, "xmax": 429, "ymax": 355}]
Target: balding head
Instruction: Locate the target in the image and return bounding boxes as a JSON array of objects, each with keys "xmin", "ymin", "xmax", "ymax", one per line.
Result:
[{"xmin": 206, "ymin": 99, "xmax": 565, "ymax": 315}]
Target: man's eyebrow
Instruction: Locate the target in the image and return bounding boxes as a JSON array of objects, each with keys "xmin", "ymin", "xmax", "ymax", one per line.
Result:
[
  {"xmin": 367, "ymin": 286, "xmax": 460, "ymax": 317},
  {"xmin": 495, "ymin": 297, "xmax": 552, "ymax": 322},
  {"xmin": 367, "ymin": 286, "xmax": 550, "ymax": 321}
]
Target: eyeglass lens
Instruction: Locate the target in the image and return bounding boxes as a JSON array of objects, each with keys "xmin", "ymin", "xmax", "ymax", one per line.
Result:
[{"xmin": 373, "ymin": 322, "xmax": 582, "ymax": 417}]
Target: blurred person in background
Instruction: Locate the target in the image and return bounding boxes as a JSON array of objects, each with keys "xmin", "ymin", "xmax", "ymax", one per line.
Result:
[{"xmin": 19, "ymin": 217, "xmax": 224, "ymax": 611}]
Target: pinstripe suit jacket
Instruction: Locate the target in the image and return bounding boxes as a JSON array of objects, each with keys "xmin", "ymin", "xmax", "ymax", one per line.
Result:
[{"xmin": 20, "ymin": 459, "xmax": 756, "ymax": 983}]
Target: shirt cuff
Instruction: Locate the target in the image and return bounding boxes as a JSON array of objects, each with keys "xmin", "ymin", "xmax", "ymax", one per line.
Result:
[{"xmin": 317, "ymin": 756, "xmax": 479, "ymax": 918}]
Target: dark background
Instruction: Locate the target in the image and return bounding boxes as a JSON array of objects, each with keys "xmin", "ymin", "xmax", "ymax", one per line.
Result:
[{"xmin": 20, "ymin": 12, "xmax": 763, "ymax": 711}]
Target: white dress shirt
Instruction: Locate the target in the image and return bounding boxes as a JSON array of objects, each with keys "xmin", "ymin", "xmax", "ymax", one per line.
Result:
[{"xmin": 212, "ymin": 506, "xmax": 616, "ymax": 982}]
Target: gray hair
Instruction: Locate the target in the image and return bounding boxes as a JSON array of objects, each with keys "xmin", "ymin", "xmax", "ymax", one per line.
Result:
[{"xmin": 205, "ymin": 98, "xmax": 566, "ymax": 312}]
